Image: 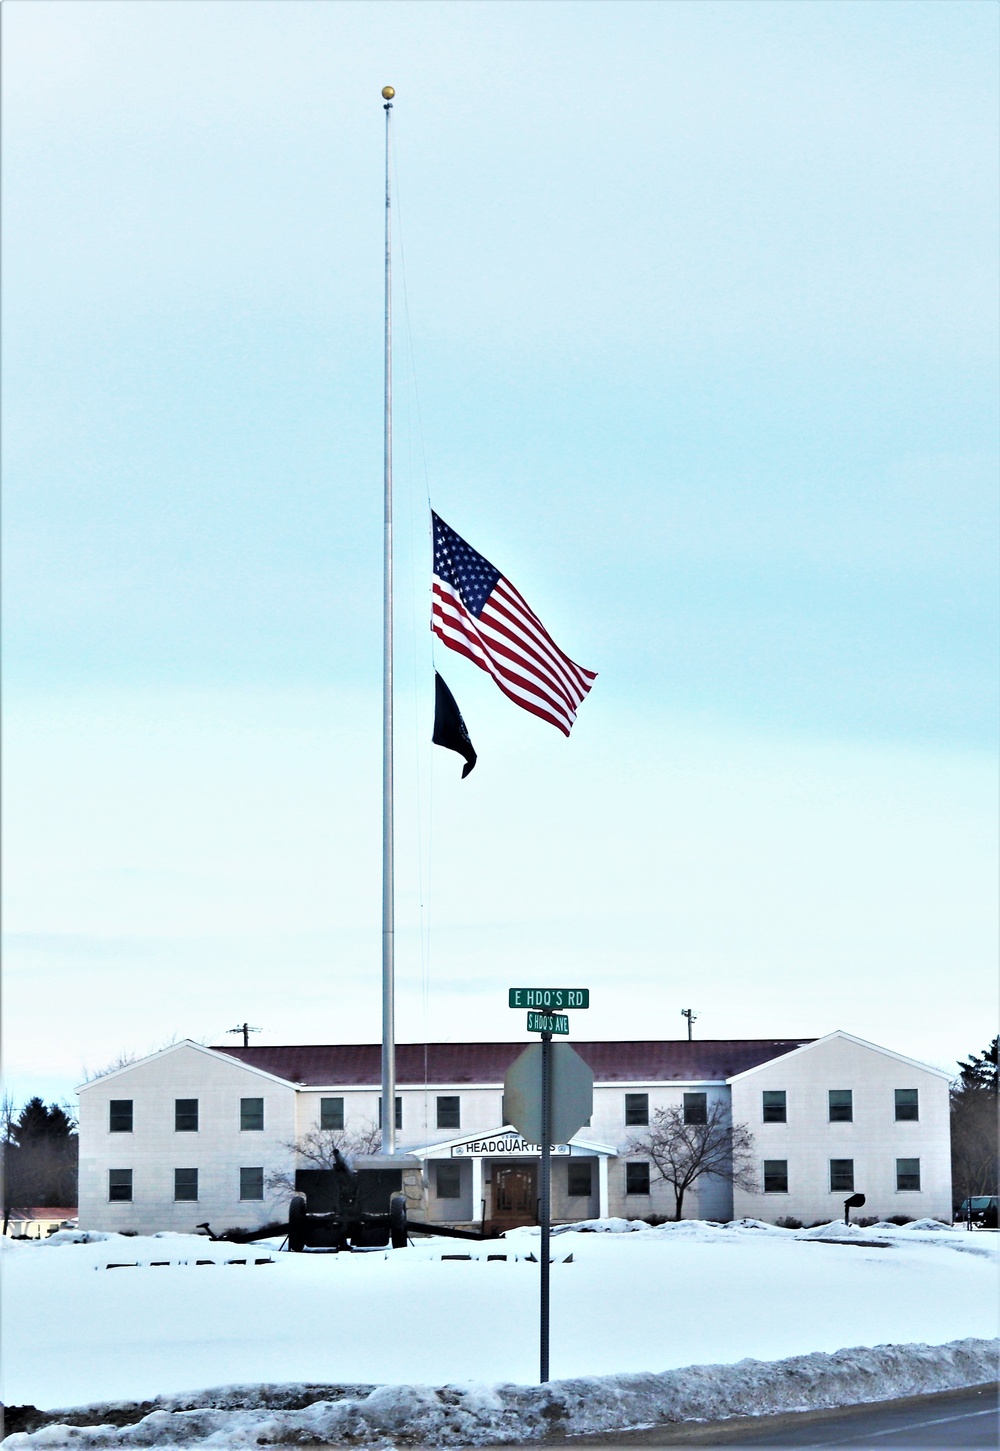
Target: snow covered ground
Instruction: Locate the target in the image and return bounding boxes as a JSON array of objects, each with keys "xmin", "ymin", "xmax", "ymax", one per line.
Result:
[{"xmin": 3, "ymin": 1217, "xmax": 996, "ymax": 1420}]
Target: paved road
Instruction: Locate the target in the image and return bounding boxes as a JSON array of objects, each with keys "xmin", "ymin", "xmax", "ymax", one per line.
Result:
[{"xmin": 558, "ymin": 1383, "xmax": 999, "ymax": 1449}]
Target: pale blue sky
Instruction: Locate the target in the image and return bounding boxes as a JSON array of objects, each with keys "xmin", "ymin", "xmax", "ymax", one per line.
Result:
[{"xmin": 3, "ymin": 1, "xmax": 997, "ymax": 1108}]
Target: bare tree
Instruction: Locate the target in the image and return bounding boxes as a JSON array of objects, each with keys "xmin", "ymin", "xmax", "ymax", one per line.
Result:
[
  {"xmin": 265, "ymin": 1122, "xmax": 381, "ymax": 1198},
  {"xmin": 80, "ymin": 1050, "xmax": 139, "ymax": 1083},
  {"xmin": 81, "ymin": 1035, "xmax": 185, "ymax": 1084},
  {"xmin": 630, "ymin": 1101, "xmax": 756, "ymax": 1220}
]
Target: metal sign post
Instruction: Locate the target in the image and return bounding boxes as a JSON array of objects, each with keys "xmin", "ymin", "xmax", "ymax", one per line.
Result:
[
  {"xmin": 540, "ymin": 1028, "xmax": 552, "ymax": 1383},
  {"xmin": 506, "ymin": 988, "xmax": 592, "ymax": 1385}
]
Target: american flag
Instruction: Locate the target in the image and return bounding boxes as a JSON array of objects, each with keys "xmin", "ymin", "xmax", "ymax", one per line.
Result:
[{"xmin": 431, "ymin": 512, "xmax": 596, "ymax": 736}]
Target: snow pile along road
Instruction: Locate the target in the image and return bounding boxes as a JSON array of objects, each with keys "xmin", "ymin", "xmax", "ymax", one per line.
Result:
[
  {"xmin": 4, "ymin": 1338, "xmax": 997, "ymax": 1447},
  {"xmin": 2, "ymin": 1220, "xmax": 997, "ymax": 1423}
]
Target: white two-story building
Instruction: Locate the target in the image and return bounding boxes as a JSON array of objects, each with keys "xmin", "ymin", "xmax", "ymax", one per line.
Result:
[{"xmin": 76, "ymin": 1031, "xmax": 952, "ymax": 1234}]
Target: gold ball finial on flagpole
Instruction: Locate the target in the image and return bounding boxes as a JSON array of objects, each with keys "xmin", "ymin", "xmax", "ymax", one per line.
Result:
[{"xmin": 382, "ymin": 86, "xmax": 395, "ymax": 100}]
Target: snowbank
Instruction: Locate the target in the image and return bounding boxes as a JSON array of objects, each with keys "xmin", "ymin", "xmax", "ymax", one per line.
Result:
[
  {"xmin": 5, "ymin": 1338, "xmax": 997, "ymax": 1447},
  {"xmin": 794, "ymin": 1220, "xmax": 885, "ymax": 1241},
  {"xmin": 549, "ymin": 1217, "xmax": 651, "ymax": 1234},
  {"xmin": 4, "ymin": 1224, "xmax": 996, "ymax": 1413}
]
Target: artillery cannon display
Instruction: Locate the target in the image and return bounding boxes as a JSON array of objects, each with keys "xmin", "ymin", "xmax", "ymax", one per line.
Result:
[
  {"xmin": 287, "ymin": 1148, "xmax": 500, "ymax": 1250},
  {"xmin": 287, "ymin": 1148, "xmax": 409, "ymax": 1250},
  {"xmin": 198, "ymin": 1149, "xmax": 500, "ymax": 1250}
]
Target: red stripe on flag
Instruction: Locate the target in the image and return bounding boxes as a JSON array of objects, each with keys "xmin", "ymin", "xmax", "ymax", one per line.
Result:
[{"xmin": 432, "ymin": 579, "xmax": 592, "ymax": 734}]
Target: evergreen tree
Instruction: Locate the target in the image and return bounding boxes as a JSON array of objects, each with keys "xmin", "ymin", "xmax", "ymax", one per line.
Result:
[
  {"xmin": 2, "ymin": 1096, "xmax": 79, "ymax": 1228},
  {"xmin": 957, "ymin": 1037, "xmax": 999, "ymax": 1094},
  {"xmin": 951, "ymin": 1037, "xmax": 999, "ymax": 1207}
]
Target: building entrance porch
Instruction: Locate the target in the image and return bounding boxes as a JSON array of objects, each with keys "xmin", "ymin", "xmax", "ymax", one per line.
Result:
[{"xmin": 490, "ymin": 1161, "xmax": 538, "ymax": 1231}]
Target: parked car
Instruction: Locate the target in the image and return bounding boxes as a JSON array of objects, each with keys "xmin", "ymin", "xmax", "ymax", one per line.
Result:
[{"xmin": 957, "ymin": 1196, "xmax": 998, "ymax": 1228}]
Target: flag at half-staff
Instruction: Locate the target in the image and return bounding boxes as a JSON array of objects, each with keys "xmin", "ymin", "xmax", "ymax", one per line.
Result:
[
  {"xmin": 431, "ymin": 511, "xmax": 597, "ymax": 736},
  {"xmin": 432, "ymin": 671, "xmax": 477, "ymax": 776}
]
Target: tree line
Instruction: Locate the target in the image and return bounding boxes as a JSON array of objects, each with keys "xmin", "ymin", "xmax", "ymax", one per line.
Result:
[{"xmin": 2, "ymin": 1096, "xmax": 79, "ymax": 1232}]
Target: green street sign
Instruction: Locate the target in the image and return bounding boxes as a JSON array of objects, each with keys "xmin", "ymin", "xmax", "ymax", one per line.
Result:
[
  {"xmin": 509, "ymin": 988, "xmax": 589, "ymax": 1010},
  {"xmin": 527, "ymin": 1012, "xmax": 569, "ymax": 1035}
]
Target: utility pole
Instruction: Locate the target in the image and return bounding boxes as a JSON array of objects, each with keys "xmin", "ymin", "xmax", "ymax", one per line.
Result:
[
  {"xmin": 227, "ymin": 1023, "xmax": 261, "ymax": 1049},
  {"xmin": 681, "ymin": 1009, "xmax": 698, "ymax": 1041}
]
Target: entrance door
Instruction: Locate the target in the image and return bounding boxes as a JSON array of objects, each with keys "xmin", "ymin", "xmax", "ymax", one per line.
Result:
[{"xmin": 492, "ymin": 1163, "xmax": 538, "ymax": 1230}]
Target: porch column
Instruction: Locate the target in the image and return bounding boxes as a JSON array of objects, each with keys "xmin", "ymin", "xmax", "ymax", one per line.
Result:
[
  {"xmin": 471, "ymin": 1155, "xmax": 484, "ymax": 1226},
  {"xmin": 598, "ymin": 1155, "xmax": 609, "ymax": 1218}
]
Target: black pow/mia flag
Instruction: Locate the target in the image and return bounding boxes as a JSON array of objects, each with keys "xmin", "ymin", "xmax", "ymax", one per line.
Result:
[{"xmin": 432, "ymin": 671, "xmax": 477, "ymax": 777}]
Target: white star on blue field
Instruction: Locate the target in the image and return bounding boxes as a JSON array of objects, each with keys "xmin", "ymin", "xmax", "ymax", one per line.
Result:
[{"xmin": 433, "ymin": 514, "xmax": 501, "ymax": 616}]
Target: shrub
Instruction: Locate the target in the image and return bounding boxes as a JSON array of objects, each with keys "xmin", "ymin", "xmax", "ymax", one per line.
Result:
[
  {"xmin": 775, "ymin": 1216, "xmax": 803, "ymax": 1229},
  {"xmin": 886, "ymin": 1214, "xmax": 913, "ymax": 1225}
]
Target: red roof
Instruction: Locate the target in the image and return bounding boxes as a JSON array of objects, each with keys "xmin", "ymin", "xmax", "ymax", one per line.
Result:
[
  {"xmin": 213, "ymin": 1040, "xmax": 811, "ymax": 1086},
  {"xmin": 8, "ymin": 1208, "xmax": 77, "ymax": 1219}
]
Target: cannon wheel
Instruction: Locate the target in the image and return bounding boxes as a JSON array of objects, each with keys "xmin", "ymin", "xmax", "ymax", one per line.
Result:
[
  {"xmin": 389, "ymin": 1191, "xmax": 408, "ymax": 1249},
  {"xmin": 288, "ymin": 1193, "xmax": 308, "ymax": 1253}
]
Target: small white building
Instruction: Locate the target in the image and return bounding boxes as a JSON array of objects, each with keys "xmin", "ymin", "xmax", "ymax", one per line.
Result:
[
  {"xmin": 76, "ymin": 1032, "xmax": 952, "ymax": 1234},
  {"xmin": 3, "ymin": 1208, "xmax": 77, "ymax": 1240}
]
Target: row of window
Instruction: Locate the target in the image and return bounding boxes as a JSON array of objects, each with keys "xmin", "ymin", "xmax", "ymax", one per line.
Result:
[
  {"xmin": 107, "ymin": 1168, "xmax": 265, "ymax": 1203},
  {"xmin": 617, "ymin": 1158, "xmax": 923, "ymax": 1197},
  {"xmin": 107, "ymin": 1095, "xmax": 448, "ymax": 1135},
  {"xmin": 762, "ymin": 1089, "xmax": 919, "ymax": 1125},
  {"xmin": 109, "ymin": 1099, "xmax": 228, "ymax": 1134},
  {"xmin": 760, "ymin": 1157, "xmax": 922, "ymax": 1193},
  {"xmin": 107, "ymin": 1087, "xmax": 922, "ymax": 1138},
  {"xmin": 106, "ymin": 1155, "xmax": 924, "ymax": 1205},
  {"xmin": 625, "ymin": 1088, "xmax": 920, "ymax": 1127},
  {"xmin": 625, "ymin": 1092, "xmax": 709, "ymax": 1125}
]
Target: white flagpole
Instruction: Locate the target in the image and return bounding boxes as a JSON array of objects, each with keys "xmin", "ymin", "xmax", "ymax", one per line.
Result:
[{"xmin": 381, "ymin": 85, "xmax": 396, "ymax": 1154}]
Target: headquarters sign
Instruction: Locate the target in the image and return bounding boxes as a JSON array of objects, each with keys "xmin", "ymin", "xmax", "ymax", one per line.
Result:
[{"xmin": 450, "ymin": 1134, "xmax": 571, "ymax": 1158}]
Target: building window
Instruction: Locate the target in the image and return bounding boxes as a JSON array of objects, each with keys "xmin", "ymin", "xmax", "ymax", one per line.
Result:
[
  {"xmin": 568, "ymin": 1161, "xmax": 593, "ymax": 1198},
  {"xmin": 240, "ymin": 1167, "xmax": 264, "ymax": 1201},
  {"xmin": 378, "ymin": 1096, "xmax": 402, "ymax": 1130},
  {"xmin": 762, "ymin": 1090, "xmax": 786, "ymax": 1124},
  {"xmin": 624, "ymin": 1093, "xmax": 649, "ymax": 1126},
  {"xmin": 240, "ymin": 1098, "xmax": 264, "ymax": 1132},
  {"xmin": 626, "ymin": 1162, "xmax": 650, "ymax": 1195},
  {"xmin": 828, "ymin": 1089, "xmax": 853, "ymax": 1123},
  {"xmin": 830, "ymin": 1159, "xmax": 854, "ymax": 1193},
  {"xmin": 436, "ymin": 1162, "xmax": 462, "ymax": 1199},
  {"xmin": 683, "ymin": 1092, "xmax": 708, "ymax": 1125},
  {"xmin": 437, "ymin": 1096, "xmax": 461, "ymax": 1130},
  {"xmin": 763, "ymin": 1160, "xmax": 788, "ymax": 1193},
  {"xmin": 108, "ymin": 1169, "xmax": 133, "ymax": 1202},
  {"xmin": 896, "ymin": 1158, "xmax": 921, "ymax": 1191},
  {"xmin": 320, "ymin": 1097, "xmax": 344, "ymax": 1131},
  {"xmin": 175, "ymin": 1098, "xmax": 199, "ymax": 1132},
  {"xmin": 174, "ymin": 1168, "xmax": 198, "ymax": 1201},
  {"xmin": 109, "ymin": 1100, "xmax": 133, "ymax": 1133},
  {"xmin": 894, "ymin": 1089, "xmax": 919, "ymax": 1122}
]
